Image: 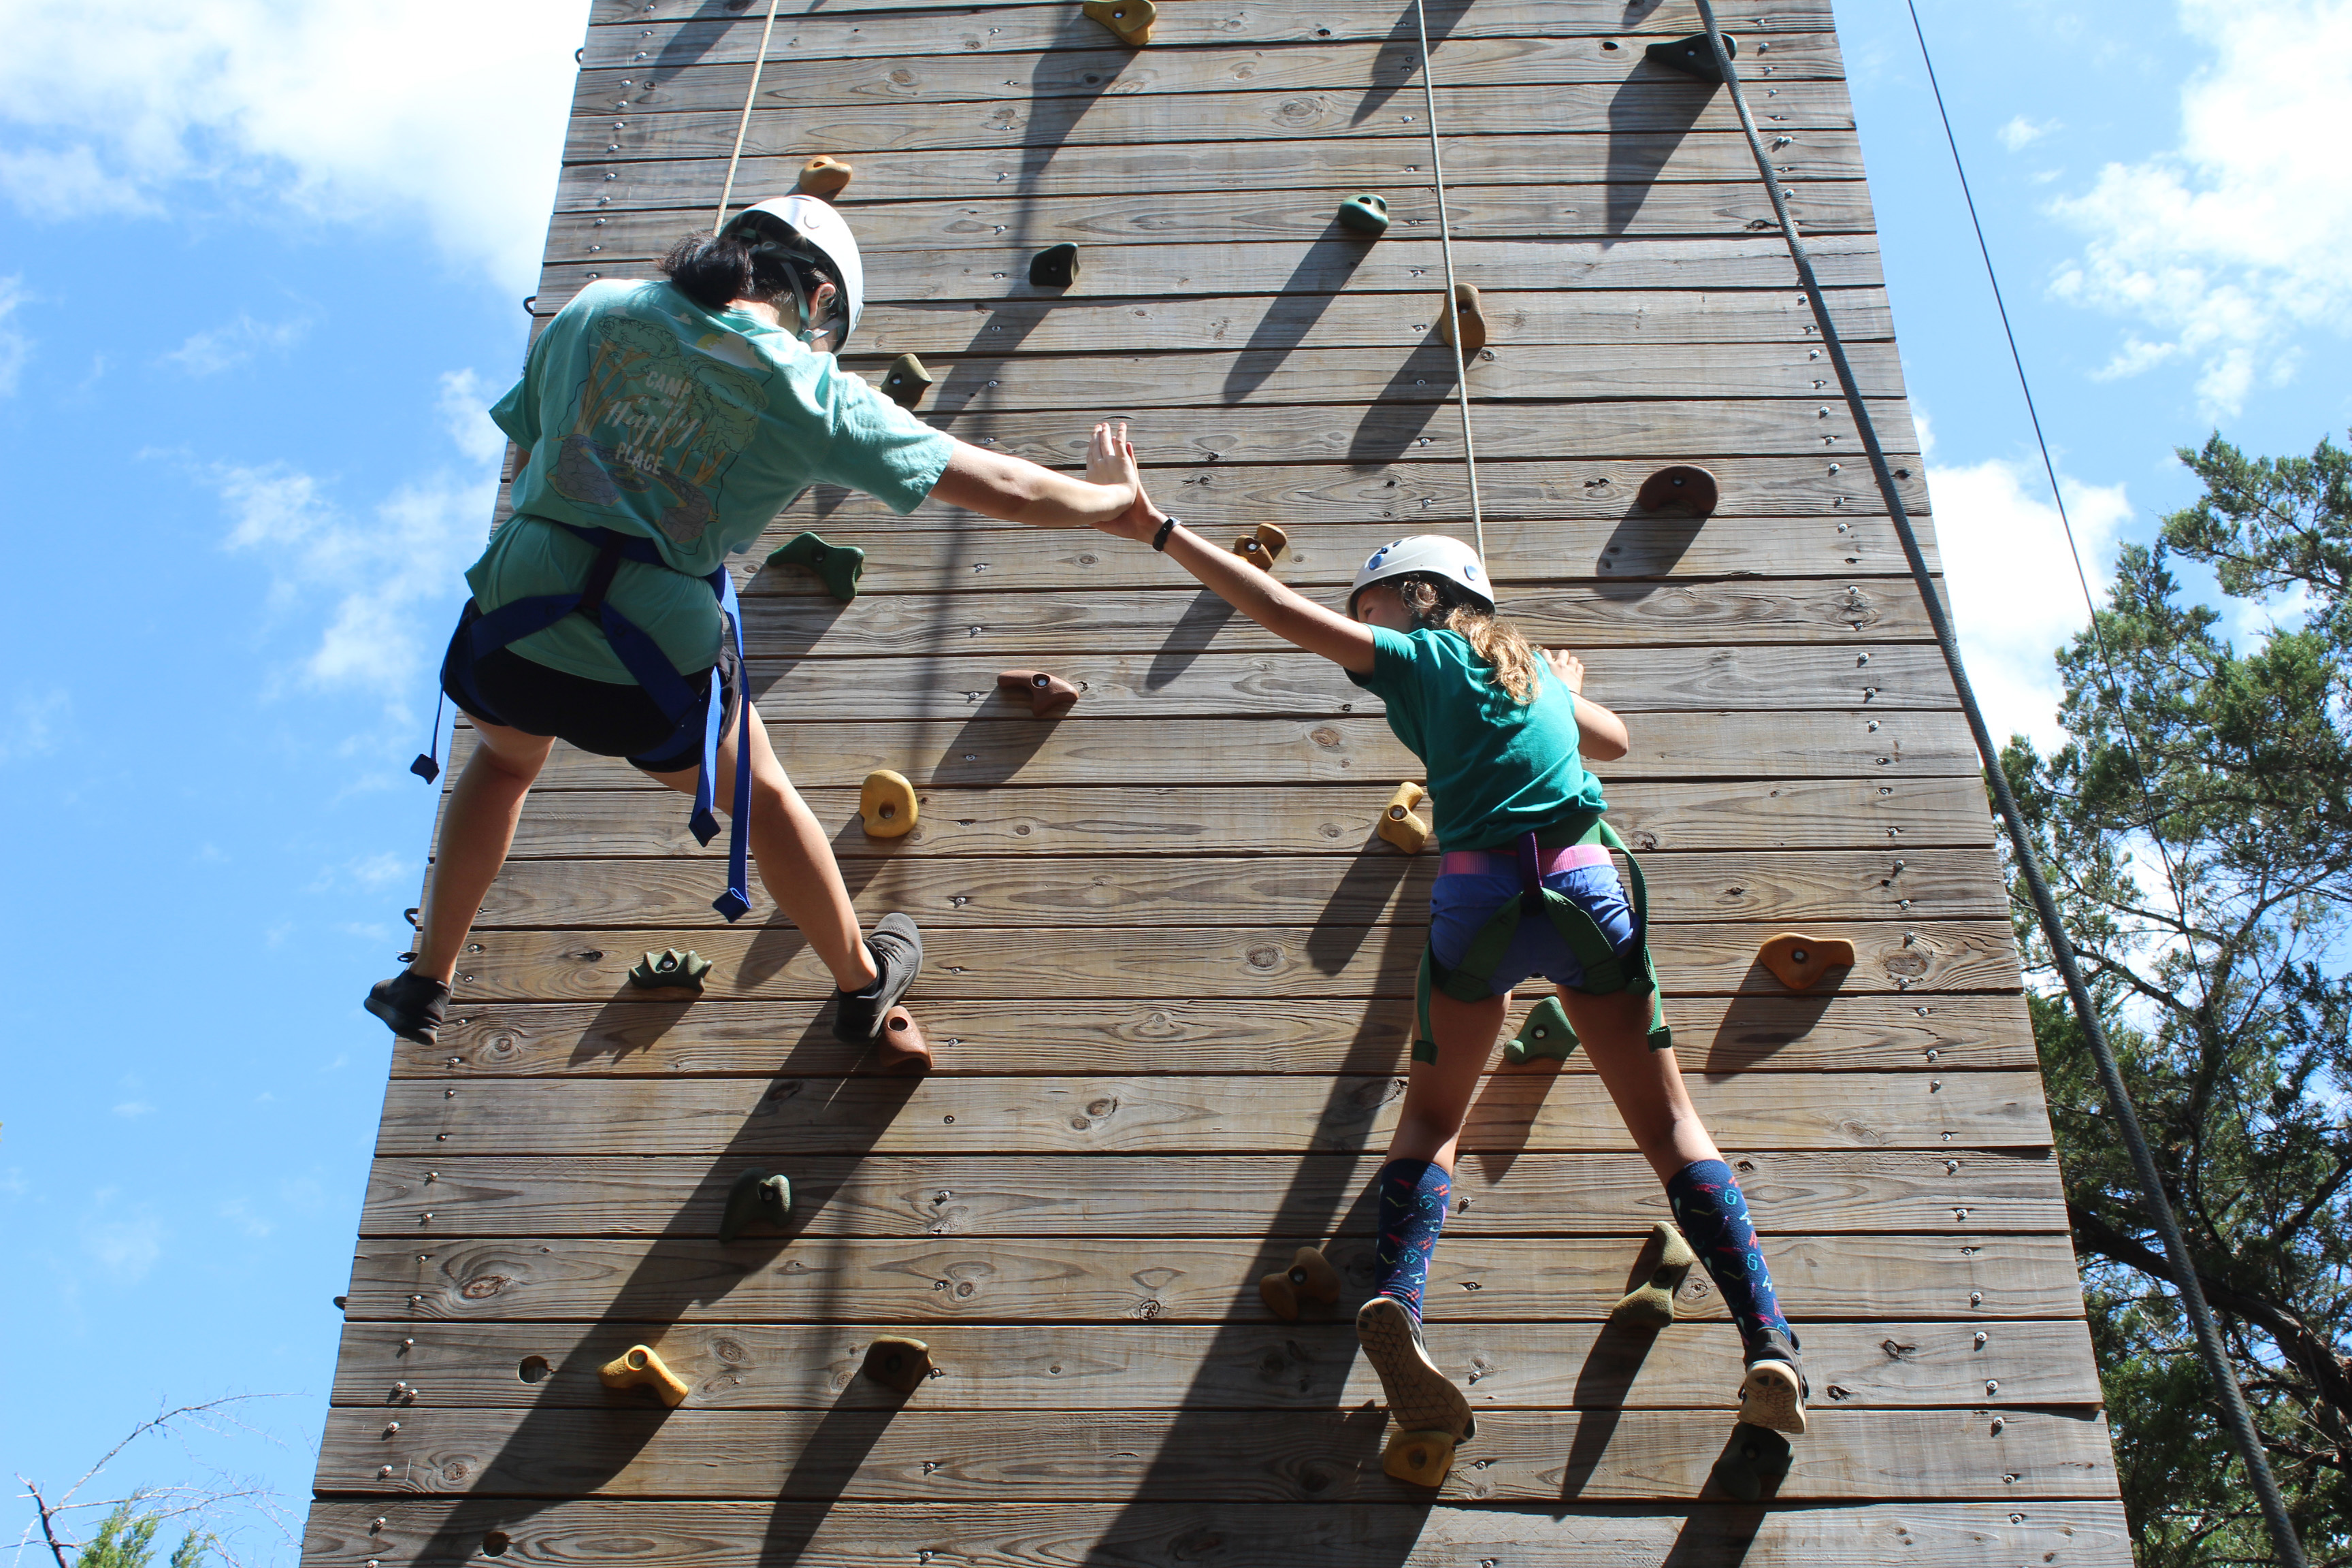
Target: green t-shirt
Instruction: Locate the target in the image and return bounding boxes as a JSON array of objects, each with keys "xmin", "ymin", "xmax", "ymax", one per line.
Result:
[
  {"xmin": 466, "ymin": 279, "xmax": 954, "ymax": 681},
  {"xmin": 1347, "ymin": 625, "xmax": 1607, "ymax": 851}
]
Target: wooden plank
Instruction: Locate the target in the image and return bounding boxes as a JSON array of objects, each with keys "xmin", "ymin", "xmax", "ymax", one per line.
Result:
[
  {"xmin": 304, "ymin": 1498, "xmax": 2135, "ymax": 1568},
  {"xmin": 559, "ymin": 130, "xmax": 1871, "ymax": 209},
  {"xmin": 319, "ymin": 1405, "xmax": 2110, "ymax": 1501},
  {"xmin": 336, "ymin": 1317, "xmax": 2093, "ymax": 1410},
  {"xmin": 501, "ymin": 779, "xmax": 1993, "ymax": 858},
  {"xmin": 346, "ymin": 1231, "xmax": 2086, "ymax": 1324},
  {"xmin": 472, "ymin": 847, "xmax": 1999, "ymax": 930},
  {"xmin": 415, "ymin": 992, "xmax": 2029, "ymax": 1078},
  {"xmin": 553, "ymin": 181, "xmax": 1878, "ymax": 263},
  {"xmin": 463, "ymin": 710, "xmax": 1978, "ymax": 791},
  {"xmin": 381, "ymin": 1071, "xmax": 2051, "ymax": 1156},
  {"xmin": 442, "ymin": 917, "xmax": 2021, "ymax": 1001},
  {"xmin": 537, "ymin": 234, "xmax": 1891, "ymax": 314},
  {"xmin": 359, "ymin": 1150, "xmax": 2063, "ymax": 1239}
]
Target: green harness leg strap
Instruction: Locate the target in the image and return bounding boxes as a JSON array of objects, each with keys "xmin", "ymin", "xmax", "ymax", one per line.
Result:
[{"xmin": 1411, "ymin": 817, "xmax": 1671, "ymax": 1062}]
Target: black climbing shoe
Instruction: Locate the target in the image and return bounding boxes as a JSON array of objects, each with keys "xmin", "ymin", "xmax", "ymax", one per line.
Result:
[
  {"xmin": 1739, "ymin": 1325, "xmax": 1808, "ymax": 1435},
  {"xmin": 832, "ymin": 913, "xmax": 923, "ymax": 1043},
  {"xmin": 1356, "ymin": 1296, "xmax": 1473, "ymax": 1440},
  {"xmin": 365, "ymin": 971, "xmax": 450, "ymax": 1047}
]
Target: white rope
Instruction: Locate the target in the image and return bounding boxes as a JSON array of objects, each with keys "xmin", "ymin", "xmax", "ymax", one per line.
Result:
[
  {"xmin": 1410, "ymin": 0, "xmax": 1487, "ymax": 569},
  {"xmin": 713, "ymin": 0, "xmax": 784, "ymax": 231}
]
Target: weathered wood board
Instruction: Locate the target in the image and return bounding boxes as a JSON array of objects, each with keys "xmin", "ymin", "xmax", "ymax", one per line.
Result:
[{"xmin": 305, "ymin": 0, "xmax": 2120, "ymax": 1563}]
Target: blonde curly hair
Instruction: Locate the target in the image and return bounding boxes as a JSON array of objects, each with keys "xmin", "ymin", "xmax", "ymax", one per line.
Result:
[{"xmin": 1394, "ymin": 574, "xmax": 1542, "ymax": 705}]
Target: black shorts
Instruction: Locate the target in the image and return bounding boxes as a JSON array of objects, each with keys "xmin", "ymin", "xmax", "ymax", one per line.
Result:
[{"xmin": 439, "ymin": 602, "xmax": 731, "ymax": 773}]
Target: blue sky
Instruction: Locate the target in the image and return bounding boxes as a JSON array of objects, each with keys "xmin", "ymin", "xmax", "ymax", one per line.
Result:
[{"xmin": 3, "ymin": 0, "xmax": 2348, "ymax": 1560}]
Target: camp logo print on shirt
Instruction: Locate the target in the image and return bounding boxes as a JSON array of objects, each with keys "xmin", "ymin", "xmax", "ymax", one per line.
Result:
[{"xmin": 549, "ymin": 314, "xmax": 768, "ymax": 546}]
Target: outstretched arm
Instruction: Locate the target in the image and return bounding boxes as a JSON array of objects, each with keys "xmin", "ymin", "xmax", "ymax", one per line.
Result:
[
  {"xmin": 928, "ymin": 421, "xmax": 1137, "ymax": 529},
  {"xmin": 1093, "ymin": 425, "xmax": 1378, "ymax": 674}
]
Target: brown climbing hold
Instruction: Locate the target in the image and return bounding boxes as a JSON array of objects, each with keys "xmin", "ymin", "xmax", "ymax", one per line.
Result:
[
  {"xmin": 1383, "ymin": 1428, "xmax": 1458, "ymax": 1488},
  {"xmin": 1258, "ymin": 1245, "xmax": 1342, "ymax": 1320},
  {"xmin": 1438, "ymin": 282, "xmax": 1487, "ymax": 353},
  {"xmin": 875, "ymin": 1005, "xmax": 933, "ymax": 1076},
  {"xmin": 861, "ymin": 1335, "xmax": 933, "ymax": 1395},
  {"xmin": 1635, "ymin": 464, "xmax": 1720, "ymax": 518},
  {"xmin": 860, "ymin": 769, "xmax": 919, "ymax": 838},
  {"xmin": 796, "ymin": 155, "xmax": 853, "ymax": 201},
  {"xmin": 881, "ymin": 353, "xmax": 934, "ymax": 409},
  {"xmin": 598, "ymin": 1344, "xmax": 691, "ymax": 1407},
  {"xmin": 1377, "ymin": 781, "xmax": 1431, "ymax": 854},
  {"xmin": 1758, "ymin": 931, "xmax": 1857, "ymax": 993},
  {"xmin": 1610, "ymin": 1220, "xmax": 1698, "ymax": 1327},
  {"xmin": 1230, "ymin": 523, "xmax": 1288, "ymax": 571},
  {"xmin": 1081, "ymin": 0, "xmax": 1154, "ymax": 46},
  {"xmin": 997, "ymin": 668, "xmax": 1079, "ymax": 718}
]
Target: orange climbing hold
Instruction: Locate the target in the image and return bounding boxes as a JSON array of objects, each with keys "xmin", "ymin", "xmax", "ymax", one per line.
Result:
[
  {"xmin": 1438, "ymin": 282, "xmax": 1487, "ymax": 353},
  {"xmin": 598, "ymin": 1344, "xmax": 691, "ymax": 1407},
  {"xmin": 797, "ymin": 155, "xmax": 853, "ymax": 200},
  {"xmin": 1230, "ymin": 523, "xmax": 1287, "ymax": 571},
  {"xmin": 1378, "ymin": 781, "xmax": 1431, "ymax": 853},
  {"xmin": 1082, "ymin": 0, "xmax": 1154, "ymax": 46},
  {"xmin": 1757, "ymin": 932, "xmax": 1856, "ymax": 992},
  {"xmin": 1636, "ymin": 464, "xmax": 1720, "ymax": 518},
  {"xmin": 998, "ymin": 669, "xmax": 1080, "ymax": 718}
]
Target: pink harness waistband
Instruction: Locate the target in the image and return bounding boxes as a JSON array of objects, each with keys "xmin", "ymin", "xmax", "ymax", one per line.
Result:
[{"xmin": 1438, "ymin": 842, "xmax": 1614, "ymax": 879}]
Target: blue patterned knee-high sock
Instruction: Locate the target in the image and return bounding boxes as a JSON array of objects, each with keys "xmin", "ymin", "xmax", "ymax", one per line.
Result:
[
  {"xmin": 1373, "ymin": 1158, "xmax": 1452, "ymax": 1322},
  {"xmin": 1666, "ymin": 1158, "xmax": 1795, "ymax": 1357}
]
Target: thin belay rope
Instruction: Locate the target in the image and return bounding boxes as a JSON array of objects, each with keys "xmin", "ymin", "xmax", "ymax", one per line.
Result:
[
  {"xmin": 714, "ymin": 0, "xmax": 785, "ymax": 231},
  {"xmin": 1686, "ymin": 3, "xmax": 2308, "ymax": 1564},
  {"xmin": 1409, "ymin": 0, "xmax": 1488, "ymax": 569}
]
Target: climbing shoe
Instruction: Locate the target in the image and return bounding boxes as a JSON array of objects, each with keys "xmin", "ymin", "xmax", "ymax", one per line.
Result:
[
  {"xmin": 365, "ymin": 970, "xmax": 450, "ymax": 1047},
  {"xmin": 832, "ymin": 913, "xmax": 924, "ymax": 1043},
  {"xmin": 1738, "ymin": 1325, "xmax": 1808, "ymax": 1435},
  {"xmin": 1356, "ymin": 1296, "xmax": 1473, "ymax": 1441}
]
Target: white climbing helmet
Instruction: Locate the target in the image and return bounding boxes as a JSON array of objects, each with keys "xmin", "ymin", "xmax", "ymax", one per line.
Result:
[
  {"xmin": 1348, "ymin": 534, "xmax": 1494, "ymax": 616},
  {"xmin": 722, "ymin": 194, "xmax": 866, "ymax": 350}
]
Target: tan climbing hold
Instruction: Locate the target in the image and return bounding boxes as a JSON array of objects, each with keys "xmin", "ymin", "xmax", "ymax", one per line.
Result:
[
  {"xmin": 861, "ymin": 1335, "xmax": 934, "ymax": 1394},
  {"xmin": 1230, "ymin": 523, "xmax": 1288, "ymax": 571},
  {"xmin": 1082, "ymin": 0, "xmax": 1154, "ymax": 46},
  {"xmin": 598, "ymin": 1343, "xmax": 691, "ymax": 1407},
  {"xmin": 998, "ymin": 668, "xmax": 1080, "ymax": 718},
  {"xmin": 860, "ymin": 769, "xmax": 919, "ymax": 838},
  {"xmin": 1383, "ymin": 1428, "xmax": 1458, "ymax": 1488},
  {"xmin": 881, "ymin": 353, "xmax": 934, "ymax": 409},
  {"xmin": 1438, "ymin": 282, "xmax": 1487, "ymax": 353},
  {"xmin": 1636, "ymin": 463, "xmax": 1720, "ymax": 518},
  {"xmin": 1258, "ymin": 1245, "xmax": 1342, "ymax": 1320},
  {"xmin": 796, "ymin": 155, "xmax": 853, "ymax": 201},
  {"xmin": 1610, "ymin": 1220, "xmax": 1698, "ymax": 1327},
  {"xmin": 1377, "ymin": 781, "xmax": 1431, "ymax": 854},
  {"xmin": 876, "ymin": 1004, "xmax": 933, "ymax": 1076},
  {"xmin": 1758, "ymin": 931, "xmax": 1856, "ymax": 993}
]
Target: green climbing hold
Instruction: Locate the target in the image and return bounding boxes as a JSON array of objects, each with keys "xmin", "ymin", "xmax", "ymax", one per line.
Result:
[
  {"xmin": 766, "ymin": 530, "xmax": 865, "ymax": 602},
  {"xmin": 1028, "ymin": 242, "xmax": 1080, "ymax": 289},
  {"xmin": 1710, "ymin": 1422, "xmax": 1793, "ymax": 1502},
  {"xmin": 1610, "ymin": 1220, "xmax": 1698, "ymax": 1327},
  {"xmin": 1337, "ymin": 193, "xmax": 1390, "ymax": 237},
  {"xmin": 628, "ymin": 948, "xmax": 711, "ymax": 992},
  {"xmin": 719, "ymin": 1169, "xmax": 793, "ymax": 1242},
  {"xmin": 881, "ymin": 353, "xmax": 934, "ymax": 410},
  {"xmin": 1502, "ymin": 996, "xmax": 1578, "ymax": 1065},
  {"xmin": 1646, "ymin": 31, "xmax": 1735, "ymax": 83}
]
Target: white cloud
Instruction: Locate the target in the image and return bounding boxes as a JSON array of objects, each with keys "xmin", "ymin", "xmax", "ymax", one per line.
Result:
[
  {"xmin": 1925, "ymin": 432, "xmax": 2134, "ymax": 749},
  {"xmin": 84, "ymin": 1202, "xmax": 163, "ymax": 1282},
  {"xmin": 0, "ymin": 274, "xmax": 27, "ymax": 394},
  {"xmin": 112, "ymin": 1101, "xmax": 155, "ymax": 1118},
  {"xmin": 0, "ymin": 0, "xmax": 581, "ymax": 289},
  {"xmin": 1999, "ymin": 115, "xmax": 2061, "ymax": 150},
  {"xmin": 165, "ymin": 311, "xmax": 312, "ymax": 376},
  {"xmin": 1, "ymin": 686, "xmax": 69, "ymax": 764},
  {"xmin": 438, "ymin": 370, "xmax": 512, "ymax": 466},
  {"xmin": 2048, "ymin": 0, "xmax": 2352, "ymax": 414}
]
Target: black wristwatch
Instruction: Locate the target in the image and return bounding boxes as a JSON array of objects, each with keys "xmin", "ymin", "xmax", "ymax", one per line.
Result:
[{"xmin": 1151, "ymin": 515, "xmax": 1180, "ymax": 552}]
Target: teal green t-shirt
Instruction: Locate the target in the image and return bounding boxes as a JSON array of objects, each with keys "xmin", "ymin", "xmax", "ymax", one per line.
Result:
[
  {"xmin": 1347, "ymin": 625, "xmax": 1607, "ymax": 851},
  {"xmin": 466, "ymin": 279, "xmax": 954, "ymax": 681}
]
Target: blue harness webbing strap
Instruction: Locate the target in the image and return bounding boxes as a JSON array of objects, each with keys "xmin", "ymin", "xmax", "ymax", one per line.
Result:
[{"xmin": 456, "ymin": 524, "xmax": 754, "ymax": 922}]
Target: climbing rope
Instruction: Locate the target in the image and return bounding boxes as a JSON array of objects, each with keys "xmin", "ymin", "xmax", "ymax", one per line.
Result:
[
  {"xmin": 1687, "ymin": 5, "xmax": 2308, "ymax": 1562},
  {"xmin": 714, "ymin": 0, "xmax": 785, "ymax": 231},
  {"xmin": 1408, "ymin": 0, "xmax": 1488, "ymax": 568}
]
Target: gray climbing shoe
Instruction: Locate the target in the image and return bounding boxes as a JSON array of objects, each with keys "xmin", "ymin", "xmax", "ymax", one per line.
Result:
[
  {"xmin": 1356, "ymin": 1296, "xmax": 1473, "ymax": 1439},
  {"xmin": 832, "ymin": 913, "xmax": 924, "ymax": 1043},
  {"xmin": 365, "ymin": 971, "xmax": 450, "ymax": 1047},
  {"xmin": 1739, "ymin": 1325, "xmax": 1808, "ymax": 1435}
]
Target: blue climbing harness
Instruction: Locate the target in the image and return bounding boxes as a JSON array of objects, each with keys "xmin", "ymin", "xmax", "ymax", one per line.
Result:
[
  {"xmin": 1412, "ymin": 813, "xmax": 1671, "ymax": 1061},
  {"xmin": 415, "ymin": 523, "xmax": 753, "ymax": 921}
]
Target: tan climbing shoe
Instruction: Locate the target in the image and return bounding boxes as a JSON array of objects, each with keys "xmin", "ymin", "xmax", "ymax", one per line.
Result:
[
  {"xmin": 1356, "ymin": 1296, "xmax": 1471, "ymax": 1439},
  {"xmin": 1739, "ymin": 1328, "xmax": 1808, "ymax": 1434}
]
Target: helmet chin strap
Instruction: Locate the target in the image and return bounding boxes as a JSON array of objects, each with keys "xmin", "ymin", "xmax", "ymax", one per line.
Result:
[{"xmin": 750, "ymin": 238, "xmax": 838, "ymax": 348}]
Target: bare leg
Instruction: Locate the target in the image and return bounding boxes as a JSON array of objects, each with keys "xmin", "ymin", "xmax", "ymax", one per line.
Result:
[
  {"xmin": 412, "ymin": 719, "xmax": 554, "ymax": 986},
  {"xmin": 1386, "ymin": 987, "xmax": 1512, "ymax": 1171},
  {"xmin": 645, "ymin": 704, "xmax": 879, "ymax": 992},
  {"xmin": 1560, "ymin": 985, "xmax": 1724, "ymax": 1181}
]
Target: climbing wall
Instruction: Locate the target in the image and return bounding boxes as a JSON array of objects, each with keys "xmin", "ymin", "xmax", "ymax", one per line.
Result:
[{"xmin": 302, "ymin": 0, "xmax": 2132, "ymax": 1562}]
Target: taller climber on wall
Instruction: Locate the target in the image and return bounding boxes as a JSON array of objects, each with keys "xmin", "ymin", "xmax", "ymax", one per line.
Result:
[{"xmin": 365, "ymin": 193, "xmax": 1139, "ymax": 1051}]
